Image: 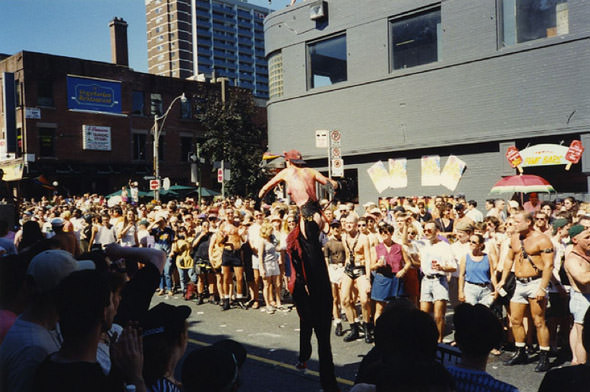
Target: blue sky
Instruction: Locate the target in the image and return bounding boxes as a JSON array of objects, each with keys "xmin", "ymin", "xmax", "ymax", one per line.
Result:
[{"xmin": 0, "ymin": 0, "xmax": 291, "ymax": 73}]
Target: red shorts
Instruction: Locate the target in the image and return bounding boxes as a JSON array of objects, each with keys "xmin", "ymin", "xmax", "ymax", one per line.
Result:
[{"xmin": 404, "ymin": 268, "xmax": 419, "ymax": 297}]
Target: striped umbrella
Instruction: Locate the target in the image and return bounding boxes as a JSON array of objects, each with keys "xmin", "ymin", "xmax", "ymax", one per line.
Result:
[{"xmin": 490, "ymin": 174, "xmax": 555, "ymax": 194}]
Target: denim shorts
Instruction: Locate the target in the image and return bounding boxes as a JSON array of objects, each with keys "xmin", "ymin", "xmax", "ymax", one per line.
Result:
[
  {"xmin": 464, "ymin": 281, "xmax": 494, "ymax": 307},
  {"xmin": 570, "ymin": 290, "xmax": 590, "ymax": 324},
  {"xmin": 511, "ymin": 278, "xmax": 546, "ymax": 304},
  {"xmin": 420, "ymin": 275, "xmax": 449, "ymax": 303}
]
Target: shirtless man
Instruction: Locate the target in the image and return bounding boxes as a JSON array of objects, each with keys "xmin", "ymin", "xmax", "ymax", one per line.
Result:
[
  {"xmin": 564, "ymin": 225, "xmax": 590, "ymax": 364},
  {"xmin": 341, "ymin": 215, "xmax": 374, "ymax": 343},
  {"xmin": 215, "ymin": 208, "xmax": 246, "ymax": 311},
  {"xmin": 259, "ymin": 150, "xmax": 337, "ymax": 234},
  {"xmin": 498, "ymin": 212, "xmax": 554, "ymax": 372},
  {"xmin": 259, "ymin": 149, "xmax": 339, "ymax": 392}
]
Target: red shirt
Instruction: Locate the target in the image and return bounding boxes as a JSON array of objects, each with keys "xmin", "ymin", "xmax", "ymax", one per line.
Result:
[{"xmin": 376, "ymin": 242, "xmax": 403, "ymax": 273}]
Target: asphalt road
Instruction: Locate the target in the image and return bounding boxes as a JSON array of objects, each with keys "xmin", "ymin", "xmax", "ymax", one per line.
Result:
[{"xmin": 154, "ymin": 294, "xmax": 557, "ymax": 392}]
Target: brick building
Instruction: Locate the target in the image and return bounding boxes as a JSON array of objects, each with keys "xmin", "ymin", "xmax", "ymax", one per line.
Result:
[{"xmin": 0, "ymin": 19, "xmax": 265, "ymax": 197}]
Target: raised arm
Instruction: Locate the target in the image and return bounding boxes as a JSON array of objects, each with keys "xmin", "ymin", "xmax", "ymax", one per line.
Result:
[
  {"xmin": 259, "ymin": 169, "xmax": 287, "ymax": 199},
  {"xmin": 105, "ymin": 243, "xmax": 166, "ymax": 274}
]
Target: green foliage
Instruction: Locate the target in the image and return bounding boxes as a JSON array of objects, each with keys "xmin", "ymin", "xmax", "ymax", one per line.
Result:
[{"xmin": 194, "ymin": 87, "xmax": 267, "ymax": 197}]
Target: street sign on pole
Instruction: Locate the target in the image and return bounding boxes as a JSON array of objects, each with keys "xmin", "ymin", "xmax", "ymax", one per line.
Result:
[
  {"xmin": 332, "ymin": 158, "xmax": 344, "ymax": 177},
  {"xmin": 149, "ymin": 179, "xmax": 160, "ymax": 190},
  {"xmin": 217, "ymin": 168, "xmax": 223, "ymax": 183}
]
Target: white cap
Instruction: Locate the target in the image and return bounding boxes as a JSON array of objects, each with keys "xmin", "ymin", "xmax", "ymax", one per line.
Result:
[{"xmin": 27, "ymin": 250, "xmax": 95, "ymax": 292}]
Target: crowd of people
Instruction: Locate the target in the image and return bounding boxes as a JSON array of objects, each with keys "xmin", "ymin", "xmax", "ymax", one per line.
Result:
[{"xmin": 0, "ymin": 188, "xmax": 589, "ymax": 391}]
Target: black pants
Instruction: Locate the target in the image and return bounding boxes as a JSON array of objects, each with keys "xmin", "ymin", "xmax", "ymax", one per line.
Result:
[{"xmin": 292, "ymin": 219, "xmax": 338, "ymax": 392}]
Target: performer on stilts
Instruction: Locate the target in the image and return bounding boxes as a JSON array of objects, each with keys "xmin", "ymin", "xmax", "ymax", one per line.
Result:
[{"xmin": 259, "ymin": 149, "xmax": 340, "ymax": 392}]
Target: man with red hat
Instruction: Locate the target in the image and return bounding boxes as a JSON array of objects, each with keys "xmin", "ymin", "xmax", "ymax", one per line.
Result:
[{"xmin": 259, "ymin": 149, "xmax": 339, "ymax": 392}]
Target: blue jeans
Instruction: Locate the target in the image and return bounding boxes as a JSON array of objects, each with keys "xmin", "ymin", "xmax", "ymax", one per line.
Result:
[
  {"xmin": 159, "ymin": 257, "xmax": 174, "ymax": 291},
  {"xmin": 179, "ymin": 268, "xmax": 197, "ymax": 292}
]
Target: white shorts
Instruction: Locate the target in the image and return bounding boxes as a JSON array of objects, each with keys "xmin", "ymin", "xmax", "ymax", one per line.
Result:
[
  {"xmin": 511, "ymin": 278, "xmax": 546, "ymax": 304},
  {"xmin": 420, "ymin": 275, "xmax": 449, "ymax": 303},
  {"xmin": 570, "ymin": 290, "xmax": 590, "ymax": 324},
  {"xmin": 328, "ymin": 264, "xmax": 344, "ymax": 284}
]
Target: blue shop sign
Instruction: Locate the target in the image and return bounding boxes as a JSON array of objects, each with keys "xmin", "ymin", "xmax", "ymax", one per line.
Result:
[{"xmin": 67, "ymin": 75, "xmax": 122, "ymax": 114}]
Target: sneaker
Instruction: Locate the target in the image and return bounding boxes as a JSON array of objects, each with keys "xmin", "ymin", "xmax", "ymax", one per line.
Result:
[
  {"xmin": 295, "ymin": 361, "xmax": 307, "ymax": 370},
  {"xmin": 334, "ymin": 323, "xmax": 344, "ymax": 337},
  {"xmin": 156, "ymin": 289, "xmax": 165, "ymax": 296},
  {"xmin": 167, "ymin": 290, "xmax": 174, "ymax": 297},
  {"xmin": 534, "ymin": 350, "xmax": 550, "ymax": 372},
  {"xmin": 504, "ymin": 347, "xmax": 528, "ymax": 366},
  {"xmin": 222, "ymin": 298, "xmax": 230, "ymax": 311}
]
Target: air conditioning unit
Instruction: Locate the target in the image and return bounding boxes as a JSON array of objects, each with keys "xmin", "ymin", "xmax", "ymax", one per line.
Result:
[{"xmin": 309, "ymin": 1, "xmax": 326, "ymax": 21}]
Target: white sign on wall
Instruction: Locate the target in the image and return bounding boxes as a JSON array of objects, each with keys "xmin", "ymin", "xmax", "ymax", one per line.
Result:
[
  {"xmin": 315, "ymin": 130, "xmax": 329, "ymax": 148},
  {"xmin": 82, "ymin": 125, "xmax": 111, "ymax": 151},
  {"xmin": 25, "ymin": 107, "xmax": 41, "ymax": 119}
]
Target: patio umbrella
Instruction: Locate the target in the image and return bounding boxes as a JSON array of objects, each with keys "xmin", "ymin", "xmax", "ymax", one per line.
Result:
[{"xmin": 490, "ymin": 174, "xmax": 555, "ymax": 194}]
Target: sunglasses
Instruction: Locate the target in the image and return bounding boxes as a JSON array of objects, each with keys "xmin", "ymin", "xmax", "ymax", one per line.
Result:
[
  {"xmin": 358, "ymin": 224, "xmax": 367, "ymax": 227},
  {"xmin": 287, "ymin": 221, "xmax": 296, "ymax": 224},
  {"xmin": 424, "ymin": 228, "xmax": 434, "ymax": 233},
  {"xmin": 408, "ymin": 231, "xmax": 417, "ymax": 235},
  {"xmin": 470, "ymin": 240, "xmax": 480, "ymax": 245},
  {"xmin": 535, "ymin": 217, "xmax": 546, "ymax": 221}
]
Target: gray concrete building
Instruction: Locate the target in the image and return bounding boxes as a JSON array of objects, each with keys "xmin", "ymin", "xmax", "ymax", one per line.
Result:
[{"xmin": 264, "ymin": 0, "xmax": 590, "ymax": 206}]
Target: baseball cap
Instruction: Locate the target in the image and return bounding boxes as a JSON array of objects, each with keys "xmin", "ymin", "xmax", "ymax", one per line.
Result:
[
  {"xmin": 142, "ymin": 302, "xmax": 191, "ymax": 338},
  {"xmin": 27, "ymin": 250, "xmax": 95, "ymax": 292},
  {"xmin": 569, "ymin": 224, "xmax": 586, "ymax": 241},
  {"xmin": 552, "ymin": 218, "xmax": 569, "ymax": 235},
  {"xmin": 508, "ymin": 200, "xmax": 519, "ymax": 209},
  {"xmin": 455, "ymin": 221, "xmax": 473, "ymax": 232},
  {"xmin": 51, "ymin": 217, "xmax": 65, "ymax": 227},
  {"xmin": 283, "ymin": 149, "xmax": 306, "ymax": 165}
]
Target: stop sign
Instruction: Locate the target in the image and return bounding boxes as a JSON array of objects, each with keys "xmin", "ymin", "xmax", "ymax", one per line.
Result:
[{"xmin": 149, "ymin": 179, "xmax": 160, "ymax": 190}]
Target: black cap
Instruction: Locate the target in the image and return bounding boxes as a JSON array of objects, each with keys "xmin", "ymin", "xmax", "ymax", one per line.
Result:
[{"xmin": 142, "ymin": 303, "xmax": 191, "ymax": 338}]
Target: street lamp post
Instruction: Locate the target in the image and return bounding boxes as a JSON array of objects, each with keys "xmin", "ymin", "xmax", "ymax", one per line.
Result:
[{"xmin": 153, "ymin": 93, "xmax": 187, "ymax": 201}]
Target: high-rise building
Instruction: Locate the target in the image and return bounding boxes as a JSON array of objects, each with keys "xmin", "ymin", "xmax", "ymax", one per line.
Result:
[{"xmin": 146, "ymin": 0, "xmax": 270, "ymax": 98}]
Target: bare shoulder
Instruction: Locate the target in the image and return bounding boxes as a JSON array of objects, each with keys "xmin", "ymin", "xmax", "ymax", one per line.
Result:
[{"xmin": 530, "ymin": 230, "xmax": 553, "ymax": 249}]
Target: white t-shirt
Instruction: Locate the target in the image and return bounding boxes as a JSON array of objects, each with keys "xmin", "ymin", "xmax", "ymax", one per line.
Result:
[
  {"xmin": 115, "ymin": 222, "xmax": 137, "ymax": 247},
  {"xmin": 419, "ymin": 240, "xmax": 455, "ymax": 276},
  {"xmin": 138, "ymin": 228, "xmax": 155, "ymax": 248}
]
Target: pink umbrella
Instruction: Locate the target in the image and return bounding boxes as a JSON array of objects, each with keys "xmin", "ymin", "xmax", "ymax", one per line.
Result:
[{"xmin": 490, "ymin": 174, "xmax": 555, "ymax": 194}]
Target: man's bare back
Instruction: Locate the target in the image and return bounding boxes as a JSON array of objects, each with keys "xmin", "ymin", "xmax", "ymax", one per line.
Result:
[{"xmin": 565, "ymin": 228, "xmax": 590, "ymax": 294}]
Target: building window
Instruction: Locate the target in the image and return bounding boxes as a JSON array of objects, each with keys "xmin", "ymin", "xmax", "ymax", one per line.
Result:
[
  {"xmin": 390, "ymin": 8, "xmax": 441, "ymax": 70},
  {"xmin": 501, "ymin": 0, "xmax": 568, "ymax": 46},
  {"xmin": 180, "ymin": 136, "xmax": 193, "ymax": 161},
  {"xmin": 158, "ymin": 35, "xmax": 165, "ymax": 42},
  {"xmin": 157, "ymin": 45, "xmax": 164, "ymax": 51},
  {"xmin": 133, "ymin": 133, "xmax": 147, "ymax": 160},
  {"xmin": 307, "ymin": 33, "xmax": 347, "ymax": 89},
  {"xmin": 37, "ymin": 80, "xmax": 54, "ymax": 107},
  {"xmin": 181, "ymin": 99, "xmax": 192, "ymax": 119},
  {"xmin": 150, "ymin": 93, "xmax": 163, "ymax": 116},
  {"xmin": 268, "ymin": 51, "xmax": 283, "ymax": 99},
  {"xmin": 38, "ymin": 127, "xmax": 55, "ymax": 157},
  {"xmin": 132, "ymin": 91, "xmax": 145, "ymax": 115},
  {"xmin": 155, "ymin": 7, "xmax": 161, "ymax": 14}
]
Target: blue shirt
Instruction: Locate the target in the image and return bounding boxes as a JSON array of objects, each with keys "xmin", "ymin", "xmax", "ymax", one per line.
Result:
[{"xmin": 447, "ymin": 365, "xmax": 519, "ymax": 392}]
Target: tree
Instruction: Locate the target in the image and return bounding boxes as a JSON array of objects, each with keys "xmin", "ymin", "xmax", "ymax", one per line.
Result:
[{"xmin": 194, "ymin": 87, "xmax": 268, "ymax": 197}]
